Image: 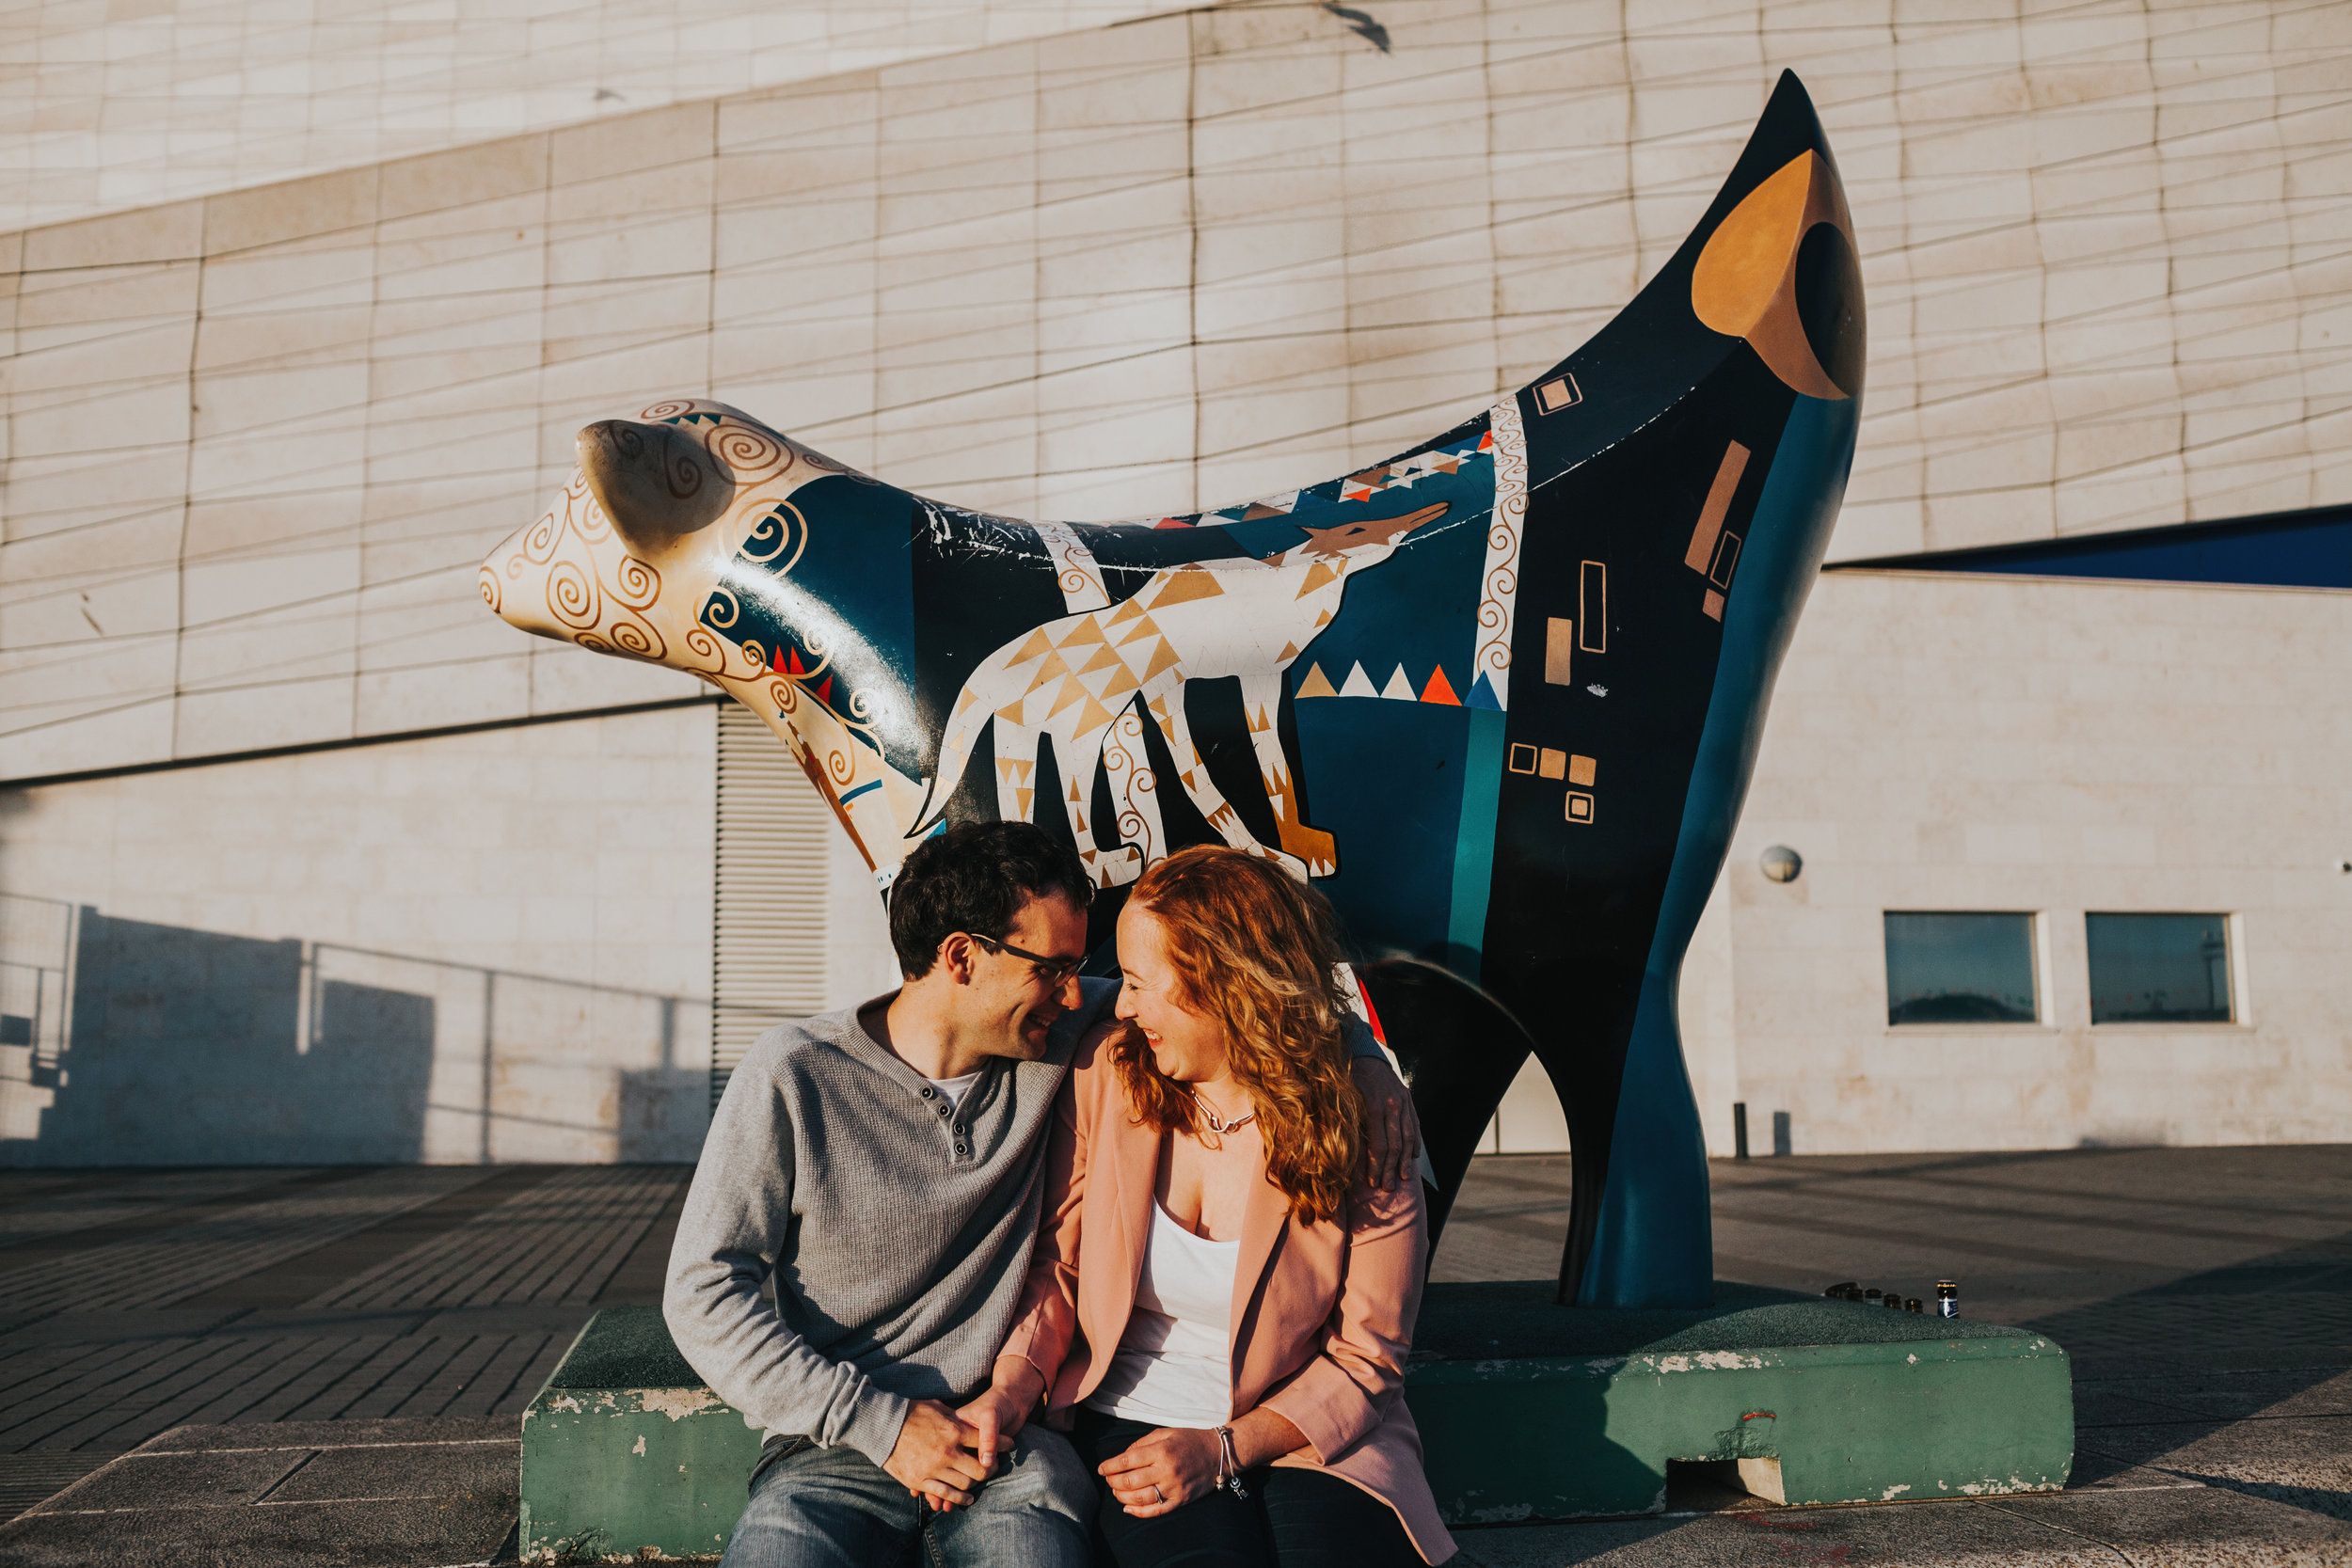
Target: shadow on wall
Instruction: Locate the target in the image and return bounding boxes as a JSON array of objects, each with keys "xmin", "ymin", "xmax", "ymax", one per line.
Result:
[
  {"xmin": 44, "ymin": 909, "xmax": 435, "ymax": 1165},
  {"xmin": 0, "ymin": 895, "xmax": 712, "ymax": 1167}
]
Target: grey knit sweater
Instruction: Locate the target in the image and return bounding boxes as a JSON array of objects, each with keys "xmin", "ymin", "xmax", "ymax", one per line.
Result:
[
  {"xmin": 662, "ymin": 981, "xmax": 1118, "ymax": 1465},
  {"xmin": 663, "ymin": 977, "xmax": 1383, "ymax": 1467}
]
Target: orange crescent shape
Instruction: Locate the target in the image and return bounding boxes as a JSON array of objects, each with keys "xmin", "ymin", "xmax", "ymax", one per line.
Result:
[{"xmin": 1692, "ymin": 150, "xmax": 1861, "ymax": 401}]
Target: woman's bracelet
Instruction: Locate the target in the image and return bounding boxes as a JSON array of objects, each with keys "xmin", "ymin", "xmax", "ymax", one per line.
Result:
[{"xmin": 1213, "ymin": 1424, "xmax": 1248, "ymax": 1500}]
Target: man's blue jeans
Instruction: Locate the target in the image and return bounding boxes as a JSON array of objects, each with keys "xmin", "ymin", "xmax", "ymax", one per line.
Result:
[{"xmin": 721, "ymin": 1425, "xmax": 1093, "ymax": 1568}]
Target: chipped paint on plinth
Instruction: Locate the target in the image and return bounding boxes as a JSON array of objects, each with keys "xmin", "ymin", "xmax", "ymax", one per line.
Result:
[
  {"xmin": 1642, "ymin": 1350, "xmax": 1764, "ymax": 1373},
  {"xmin": 637, "ymin": 1386, "xmax": 729, "ymax": 1421},
  {"xmin": 1469, "ymin": 1502, "xmax": 1534, "ymax": 1523},
  {"xmin": 546, "ymin": 1394, "xmax": 583, "ymax": 1414},
  {"xmin": 632, "ymin": 1434, "xmax": 647, "ymax": 1457},
  {"xmin": 1880, "ymin": 1483, "xmax": 1911, "ymax": 1500}
]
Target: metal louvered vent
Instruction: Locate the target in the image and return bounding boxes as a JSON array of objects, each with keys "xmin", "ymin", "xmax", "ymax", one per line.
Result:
[{"xmin": 712, "ymin": 703, "xmax": 834, "ymax": 1107}]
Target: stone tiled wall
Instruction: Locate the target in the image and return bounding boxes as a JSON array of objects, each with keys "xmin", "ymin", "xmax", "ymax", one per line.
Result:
[
  {"xmin": 1718, "ymin": 569, "xmax": 2352, "ymax": 1154},
  {"xmin": 6, "ymin": 0, "xmax": 2347, "ymax": 783},
  {"xmin": 2, "ymin": 1, "xmax": 2346, "ymax": 1161},
  {"xmin": 2, "ymin": 0, "xmax": 1186, "ymax": 233},
  {"xmin": 0, "ymin": 703, "xmax": 729, "ymax": 1163}
]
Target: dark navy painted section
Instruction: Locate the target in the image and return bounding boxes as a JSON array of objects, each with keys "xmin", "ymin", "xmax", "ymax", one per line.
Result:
[
  {"xmin": 1830, "ymin": 503, "xmax": 2352, "ymax": 592},
  {"xmin": 1581, "ymin": 390, "xmax": 1860, "ymax": 1307}
]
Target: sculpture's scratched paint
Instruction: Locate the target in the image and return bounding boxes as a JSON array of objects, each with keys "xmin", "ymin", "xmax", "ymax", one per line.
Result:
[{"xmin": 482, "ymin": 73, "xmax": 1866, "ymax": 1307}]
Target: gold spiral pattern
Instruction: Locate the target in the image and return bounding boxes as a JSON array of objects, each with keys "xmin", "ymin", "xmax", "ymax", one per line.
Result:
[
  {"xmin": 683, "ymin": 626, "xmax": 726, "ymax": 674},
  {"xmin": 548, "ymin": 560, "xmax": 598, "ymax": 627},
  {"xmin": 576, "ymin": 632, "xmax": 612, "ymax": 654},
  {"xmin": 477, "ymin": 565, "xmax": 501, "ymax": 612},
  {"xmin": 711, "ymin": 425, "xmax": 793, "ymax": 481},
  {"xmin": 640, "ymin": 399, "xmax": 697, "ymax": 422},
  {"xmin": 1474, "ymin": 395, "xmax": 1531, "ymax": 700},
  {"xmin": 576, "ymin": 496, "xmax": 612, "ymax": 541},
  {"xmin": 612, "ymin": 554, "xmax": 661, "ymax": 610},
  {"xmin": 610, "ymin": 615, "xmax": 664, "ymax": 659},
  {"xmin": 702, "ymin": 586, "xmax": 740, "ymax": 630},
  {"xmin": 522, "ymin": 509, "xmax": 560, "ymax": 562},
  {"xmin": 739, "ymin": 503, "xmax": 806, "ymax": 570},
  {"xmin": 791, "ymin": 629, "xmax": 834, "ymax": 681}
]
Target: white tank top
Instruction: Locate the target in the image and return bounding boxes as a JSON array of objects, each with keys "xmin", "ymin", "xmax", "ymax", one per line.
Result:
[{"xmin": 1083, "ymin": 1200, "xmax": 1239, "ymax": 1429}]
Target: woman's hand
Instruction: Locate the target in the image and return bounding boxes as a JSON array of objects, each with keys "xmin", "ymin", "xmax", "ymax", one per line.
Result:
[
  {"xmin": 1097, "ymin": 1426, "xmax": 1220, "ymax": 1517},
  {"xmin": 1349, "ymin": 1055, "xmax": 1422, "ymax": 1190}
]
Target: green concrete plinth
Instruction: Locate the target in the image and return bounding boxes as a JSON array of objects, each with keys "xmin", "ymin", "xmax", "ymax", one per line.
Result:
[
  {"xmin": 519, "ymin": 1307, "xmax": 762, "ymax": 1561},
  {"xmin": 1406, "ymin": 1282, "xmax": 2074, "ymax": 1523},
  {"xmin": 519, "ymin": 1285, "xmax": 2073, "ymax": 1557}
]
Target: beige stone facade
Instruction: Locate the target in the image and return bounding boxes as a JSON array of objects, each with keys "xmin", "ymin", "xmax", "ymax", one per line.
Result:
[
  {"xmin": 1, "ymin": 0, "xmax": 2345, "ymax": 1163},
  {"xmin": 1693, "ymin": 569, "xmax": 2352, "ymax": 1157}
]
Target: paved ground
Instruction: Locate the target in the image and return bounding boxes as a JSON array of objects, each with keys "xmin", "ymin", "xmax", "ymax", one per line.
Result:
[
  {"xmin": 1438, "ymin": 1145, "xmax": 2352, "ymax": 1565},
  {"xmin": 0, "ymin": 1163, "xmax": 686, "ymax": 1561},
  {"xmin": 0, "ymin": 1146, "xmax": 2341, "ymax": 1563}
]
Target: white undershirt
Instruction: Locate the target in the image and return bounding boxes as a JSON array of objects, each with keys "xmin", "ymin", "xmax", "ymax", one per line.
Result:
[
  {"xmin": 923, "ymin": 1069, "xmax": 981, "ymax": 1109},
  {"xmin": 1084, "ymin": 1200, "xmax": 1239, "ymax": 1429}
]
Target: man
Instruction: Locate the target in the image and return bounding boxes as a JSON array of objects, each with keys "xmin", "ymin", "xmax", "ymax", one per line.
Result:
[{"xmin": 666, "ymin": 821, "xmax": 1419, "ymax": 1567}]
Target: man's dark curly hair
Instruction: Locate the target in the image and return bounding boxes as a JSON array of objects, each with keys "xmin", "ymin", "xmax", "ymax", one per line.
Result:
[{"xmin": 888, "ymin": 821, "xmax": 1094, "ymax": 978}]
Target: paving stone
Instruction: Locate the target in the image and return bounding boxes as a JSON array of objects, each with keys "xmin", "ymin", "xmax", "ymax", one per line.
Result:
[
  {"xmin": 1455, "ymin": 1497, "xmax": 2104, "ymax": 1566},
  {"xmin": 265, "ymin": 1439, "xmax": 512, "ymax": 1504},
  {"xmin": 1990, "ymin": 1485, "xmax": 2352, "ymax": 1563},
  {"xmin": 31, "ymin": 1448, "xmax": 311, "ymax": 1512},
  {"xmin": 2074, "ymin": 1417, "xmax": 2352, "ymax": 1521},
  {"xmin": 2093, "ymin": 1366, "xmax": 2352, "ymax": 1422},
  {"xmin": 0, "ymin": 1453, "xmax": 113, "ymax": 1522},
  {"xmin": 136, "ymin": 1417, "xmax": 515, "ymax": 1451},
  {"xmin": 0, "ymin": 1493, "xmax": 518, "ymax": 1568}
]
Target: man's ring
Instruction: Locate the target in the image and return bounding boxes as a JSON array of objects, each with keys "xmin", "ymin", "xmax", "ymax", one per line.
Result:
[{"xmin": 1152, "ymin": 1484, "xmax": 1165, "ymax": 1503}]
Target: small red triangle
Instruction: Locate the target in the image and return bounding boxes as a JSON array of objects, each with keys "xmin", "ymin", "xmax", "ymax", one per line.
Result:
[
  {"xmin": 816, "ymin": 674, "xmax": 834, "ymax": 705},
  {"xmin": 1421, "ymin": 666, "xmax": 1461, "ymax": 705},
  {"xmin": 787, "ymin": 647, "xmax": 807, "ymax": 677}
]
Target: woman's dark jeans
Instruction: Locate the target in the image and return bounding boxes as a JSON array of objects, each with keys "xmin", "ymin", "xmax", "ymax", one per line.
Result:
[{"xmin": 1070, "ymin": 1407, "xmax": 1425, "ymax": 1568}]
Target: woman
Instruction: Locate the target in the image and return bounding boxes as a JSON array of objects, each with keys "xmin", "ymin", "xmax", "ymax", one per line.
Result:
[{"xmin": 989, "ymin": 846, "xmax": 1454, "ymax": 1567}]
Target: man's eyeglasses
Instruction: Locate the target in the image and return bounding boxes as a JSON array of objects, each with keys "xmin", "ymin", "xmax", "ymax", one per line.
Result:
[{"xmin": 969, "ymin": 932, "xmax": 1086, "ymax": 988}]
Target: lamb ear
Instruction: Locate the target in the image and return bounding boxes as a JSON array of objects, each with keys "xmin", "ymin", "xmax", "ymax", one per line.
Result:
[{"xmin": 576, "ymin": 420, "xmax": 734, "ymax": 548}]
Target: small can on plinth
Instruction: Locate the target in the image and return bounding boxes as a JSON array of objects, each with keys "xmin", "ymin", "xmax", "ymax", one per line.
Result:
[{"xmin": 1936, "ymin": 1279, "xmax": 1960, "ymax": 1319}]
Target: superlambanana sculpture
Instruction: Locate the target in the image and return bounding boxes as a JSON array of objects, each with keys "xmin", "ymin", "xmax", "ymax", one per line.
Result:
[{"xmin": 482, "ymin": 72, "xmax": 1863, "ymax": 1308}]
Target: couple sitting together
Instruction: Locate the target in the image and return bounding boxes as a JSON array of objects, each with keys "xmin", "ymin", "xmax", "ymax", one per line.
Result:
[{"xmin": 666, "ymin": 821, "xmax": 1457, "ymax": 1567}]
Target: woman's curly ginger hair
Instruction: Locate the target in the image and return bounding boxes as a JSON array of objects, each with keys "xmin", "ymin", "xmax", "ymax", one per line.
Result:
[{"xmin": 1112, "ymin": 845, "xmax": 1364, "ymax": 1227}]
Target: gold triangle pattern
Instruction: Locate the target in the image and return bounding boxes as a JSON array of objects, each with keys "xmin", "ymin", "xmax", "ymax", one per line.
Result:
[{"xmin": 1150, "ymin": 569, "xmax": 1224, "ymax": 609}]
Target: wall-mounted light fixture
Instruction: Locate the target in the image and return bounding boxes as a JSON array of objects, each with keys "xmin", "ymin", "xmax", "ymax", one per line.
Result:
[{"xmin": 1760, "ymin": 845, "xmax": 1803, "ymax": 883}]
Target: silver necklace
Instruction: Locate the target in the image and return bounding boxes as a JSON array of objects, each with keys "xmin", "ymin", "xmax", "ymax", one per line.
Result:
[{"xmin": 1191, "ymin": 1091, "xmax": 1256, "ymax": 1135}]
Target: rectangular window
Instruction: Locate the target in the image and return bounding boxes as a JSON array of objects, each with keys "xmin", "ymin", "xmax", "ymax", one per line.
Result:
[
  {"xmin": 2087, "ymin": 913, "xmax": 2233, "ymax": 1024},
  {"xmin": 1884, "ymin": 912, "xmax": 2039, "ymax": 1025}
]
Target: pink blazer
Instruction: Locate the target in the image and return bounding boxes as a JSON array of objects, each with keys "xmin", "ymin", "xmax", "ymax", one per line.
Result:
[{"xmin": 1001, "ymin": 1032, "xmax": 1456, "ymax": 1564}]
